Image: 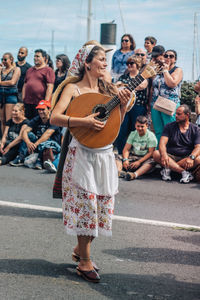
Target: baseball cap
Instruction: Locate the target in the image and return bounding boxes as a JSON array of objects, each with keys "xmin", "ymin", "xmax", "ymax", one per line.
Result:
[
  {"xmin": 151, "ymin": 45, "xmax": 165, "ymax": 58},
  {"xmin": 36, "ymin": 100, "xmax": 51, "ymax": 109}
]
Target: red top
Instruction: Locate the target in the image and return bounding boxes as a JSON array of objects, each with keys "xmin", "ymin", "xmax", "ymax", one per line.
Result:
[{"xmin": 24, "ymin": 66, "xmax": 55, "ymax": 105}]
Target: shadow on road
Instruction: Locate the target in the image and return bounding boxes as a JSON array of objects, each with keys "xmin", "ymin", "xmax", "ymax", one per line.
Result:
[
  {"xmin": 103, "ymin": 246, "xmax": 200, "ymax": 266},
  {"xmin": 172, "ymin": 234, "xmax": 200, "ymax": 246},
  {"xmin": 0, "ymin": 258, "xmax": 199, "ymax": 300}
]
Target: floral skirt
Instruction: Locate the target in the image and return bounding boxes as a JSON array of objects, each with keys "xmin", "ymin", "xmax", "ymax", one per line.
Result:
[{"xmin": 62, "ymin": 146, "xmax": 115, "ymax": 237}]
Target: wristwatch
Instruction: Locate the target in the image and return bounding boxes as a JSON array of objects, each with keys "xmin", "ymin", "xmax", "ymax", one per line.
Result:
[{"xmin": 189, "ymin": 154, "xmax": 195, "ymax": 160}]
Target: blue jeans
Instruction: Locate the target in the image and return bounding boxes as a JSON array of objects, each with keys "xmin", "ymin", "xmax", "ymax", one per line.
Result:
[
  {"xmin": 116, "ymin": 105, "xmax": 147, "ymax": 154},
  {"xmin": 53, "ymin": 153, "xmax": 60, "ymax": 168},
  {"xmin": 19, "ymin": 132, "xmax": 61, "ymax": 162},
  {"xmin": 151, "ymin": 102, "xmax": 180, "ymax": 145},
  {"xmin": 19, "ymin": 132, "xmax": 38, "ymax": 158},
  {"xmin": 0, "ymin": 87, "xmax": 18, "ymax": 104}
]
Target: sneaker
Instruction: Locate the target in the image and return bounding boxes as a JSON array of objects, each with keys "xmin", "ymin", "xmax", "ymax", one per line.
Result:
[
  {"xmin": 43, "ymin": 159, "xmax": 57, "ymax": 173},
  {"xmin": 34, "ymin": 158, "xmax": 42, "ymax": 170},
  {"xmin": 9, "ymin": 155, "xmax": 24, "ymax": 167},
  {"xmin": 24, "ymin": 153, "xmax": 39, "ymax": 169},
  {"xmin": 180, "ymin": 171, "xmax": 194, "ymax": 183},
  {"xmin": 118, "ymin": 170, "xmax": 127, "ymax": 178},
  {"xmin": 125, "ymin": 172, "xmax": 136, "ymax": 181},
  {"xmin": 160, "ymin": 168, "xmax": 171, "ymax": 181}
]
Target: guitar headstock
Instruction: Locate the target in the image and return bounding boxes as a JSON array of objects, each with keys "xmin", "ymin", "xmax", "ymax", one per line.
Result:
[{"xmin": 141, "ymin": 61, "xmax": 162, "ymax": 79}]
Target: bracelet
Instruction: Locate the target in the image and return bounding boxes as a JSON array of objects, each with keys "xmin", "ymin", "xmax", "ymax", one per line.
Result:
[
  {"xmin": 67, "ymin": 116, "xmax": 71, "ymax": 128},
  {"xmin": 122, "ymin": 158, "xmax": 128, "ymax": 162},
  {"xmin": 163, "ymin": 70, "xmax": 168, "ymax": 73}
]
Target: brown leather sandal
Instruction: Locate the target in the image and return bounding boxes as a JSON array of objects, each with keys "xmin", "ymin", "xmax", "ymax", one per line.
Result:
[
  {"xmin": 72, "ymin": 252, "xmax": 100, "ymax": 271},
  {"xmin": 76, "ymin": 267, "xmax": 100, "ymax": 283}
]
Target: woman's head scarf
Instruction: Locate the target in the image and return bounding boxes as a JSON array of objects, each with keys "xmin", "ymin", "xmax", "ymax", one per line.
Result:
[{"xmin": 67, "ymin": 45, "xmax": 96, "ymax": 77}]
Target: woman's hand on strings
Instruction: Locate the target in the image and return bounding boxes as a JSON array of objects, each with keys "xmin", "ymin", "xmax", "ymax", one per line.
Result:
[{"xmin": 118, "ymin": 88, "xmax": 131, "ymax": 107}]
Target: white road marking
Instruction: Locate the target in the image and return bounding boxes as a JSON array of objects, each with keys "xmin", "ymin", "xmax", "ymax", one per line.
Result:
[{"xmin": 0, "ymin": 200, "xmax": 200, "ymax": 230}]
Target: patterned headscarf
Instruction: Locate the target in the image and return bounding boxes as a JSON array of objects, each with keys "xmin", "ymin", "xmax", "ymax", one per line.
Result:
[{"xmin": 68, "ymin": 45, "xmax": 96, "ymax": 77}]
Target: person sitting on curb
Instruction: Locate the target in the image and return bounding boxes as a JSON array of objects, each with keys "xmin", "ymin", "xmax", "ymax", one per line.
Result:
[
  {"xmin": 117, "ymin": 115, "xmax": 157, "ymax": 180},
  {"xmin": 10, "ymin": 100, "xmax": 61, "ymax": 172},
  {"xmin": 0, "ymin": 103, "xmax": 28, "ymax": 165},
  {"xmin": 153, "ymin": 104, "xmax": 200, "ymax": 183}
]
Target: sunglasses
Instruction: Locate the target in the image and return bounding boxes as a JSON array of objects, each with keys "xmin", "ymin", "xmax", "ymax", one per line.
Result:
[
  {"xmin": 122, "ymin": 39, "xmax": 129, "ymax": 43},
  {"xmin": 1, "ymin": 58, "xmax": 8, "ymax": 62},
  {"xmin": 135, "ymin": 53, "xmax": 145, "ymax": 57},
  {"xmin": 126, "ymin": 62, "xmax": 135, "ymax": 66},
  {"xmin": 164, "ymin": 54, "xmax": 175, "ymax": 59}
]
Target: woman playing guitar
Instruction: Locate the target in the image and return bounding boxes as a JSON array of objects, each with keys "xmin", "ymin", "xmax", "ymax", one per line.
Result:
[{"xmin": 50, "ymin": 45, "xmax": 131, "ymax": 283}]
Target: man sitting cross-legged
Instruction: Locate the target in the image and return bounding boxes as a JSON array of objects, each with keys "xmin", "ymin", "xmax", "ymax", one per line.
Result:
[
  {"xmin": 153, "ymin": 104, "xmax": 200, "ymax": 183},
  {"xmin": 117, "ymin": 115, "xmax": 157, "ymax": 181},
  {"xmin": 9, "ymin": 100, "xmax": 61, "ymax": 172}
]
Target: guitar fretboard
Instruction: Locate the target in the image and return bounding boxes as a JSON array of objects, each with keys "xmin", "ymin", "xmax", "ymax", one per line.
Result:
[{"xmin": 105, "ymin": 74, "xmax": 145, "ymax": 112}]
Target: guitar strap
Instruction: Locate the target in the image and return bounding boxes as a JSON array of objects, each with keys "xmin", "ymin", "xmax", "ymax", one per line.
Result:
[
  {"xmin": 52, "ymin": 84, "xmax": 81, "ymax": 199},
  {"xmin": 75, "ymin": 85, "xmax": 81, "ymax": 95}
]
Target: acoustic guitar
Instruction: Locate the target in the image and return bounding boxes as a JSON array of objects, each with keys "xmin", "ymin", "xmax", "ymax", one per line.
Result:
[{"xmin": 66, "ymin": 62, "xmax": 158, "ymax": 148}]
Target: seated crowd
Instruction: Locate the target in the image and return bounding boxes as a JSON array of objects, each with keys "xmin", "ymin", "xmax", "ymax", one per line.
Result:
[
  {"xmin": 0, "ymin": 47, "xmax": 69, "ymax": 173},
  {"xmin": 0, "ymin": 37, "xmax": 200, "ymax": 182},
  {"xmin": 117, "ymin": 105, "xmax": 200, "ymax": 183}
]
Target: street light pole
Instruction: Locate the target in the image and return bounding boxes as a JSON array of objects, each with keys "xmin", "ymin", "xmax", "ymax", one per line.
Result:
[{"xmin": 87, "ymin": 0, "xmax": 92, "ymax": 41}]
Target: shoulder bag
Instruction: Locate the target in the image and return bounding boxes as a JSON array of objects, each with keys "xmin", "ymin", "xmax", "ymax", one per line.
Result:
[{"xmin": 153, "ymin": 75, "xmax": 176, "ymax": 116}]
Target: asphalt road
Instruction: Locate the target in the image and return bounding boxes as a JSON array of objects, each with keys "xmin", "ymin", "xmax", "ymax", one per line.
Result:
[
  {"xmin": 0, "ymin": 165, "xmax": 200, "ymax": 226},
  {"xmin": 0, "ymin": 165, "xmax": 200, "ymax": 300}
]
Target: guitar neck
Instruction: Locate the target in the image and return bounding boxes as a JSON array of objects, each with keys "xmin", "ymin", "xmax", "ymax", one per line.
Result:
[{"xmin": 106, "ymin": 73, "xmax": 145, "ymax": 111}]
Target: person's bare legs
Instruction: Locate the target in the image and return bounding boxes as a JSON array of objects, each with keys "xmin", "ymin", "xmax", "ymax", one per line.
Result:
[
  {"xmin": 126, "ymin": 163, "xmax": 154, "ymax": 180},
  {"xmin": 5, "ymin": 103, "xmax": 15, "ymax": 123},
  {"xmin": 73, "ymin": 236, "xmax": 94, "ymax": 256},
  {"xmin": 153, "ymin": 150, "xmax": 184, "ymax": 173},
  {"xmin": 131, "ymin": 163, "xmax": 154, "ymax": 177},
  {"xmin": 0, "ymin": 106, "xmax": 6, "ymax": 135},
  {"xmin": 193, "ymin": 156, "xmax": 200, "ymax": 167},
  {"xmin": 76, "ymin": 235, "xmax": 94, "ymax": 271},
  {"xmin": 116, "ymin": 158, "xmax": 122, "ymax": 172},
  {"xmin": 177, "ymin": 156, "xmax": 200, "ymax": 169}
]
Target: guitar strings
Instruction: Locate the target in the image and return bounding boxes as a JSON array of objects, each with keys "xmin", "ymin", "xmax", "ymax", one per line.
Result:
[{"xmin": 105, "ymin": 74, "xmax": 145, "ymax": 113}]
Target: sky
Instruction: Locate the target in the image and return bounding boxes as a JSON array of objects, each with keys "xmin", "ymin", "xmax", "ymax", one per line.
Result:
[{"xmin": 1, "ymin": 0, "xmax": 200, "ymax": 81}]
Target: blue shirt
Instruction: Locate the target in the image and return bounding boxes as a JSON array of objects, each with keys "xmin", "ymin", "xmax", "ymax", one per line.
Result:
[{"xmin": 111, "ymin": 49, "xmax": 134, "ymax": 81}]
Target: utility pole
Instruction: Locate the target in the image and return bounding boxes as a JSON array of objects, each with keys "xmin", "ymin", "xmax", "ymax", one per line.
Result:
[
  {"xmin": 87, "ymin": 0, "xmax": 92, "ymax": 41},
  {"xmin": 192, "ymin": 12, "xmax": 200, "ymax": 81}
]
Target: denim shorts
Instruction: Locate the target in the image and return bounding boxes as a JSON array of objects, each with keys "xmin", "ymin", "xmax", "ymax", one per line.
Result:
[{"xmin": 0, "ymin": 87, "xmax": 18, "ymax": 104}]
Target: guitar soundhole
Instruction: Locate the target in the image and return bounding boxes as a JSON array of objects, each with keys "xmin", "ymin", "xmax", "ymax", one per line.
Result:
[{"xmin": 92, "ymin": 104, "xmax": 109, "ymax": 121}]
